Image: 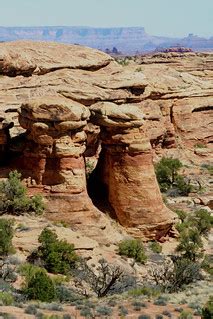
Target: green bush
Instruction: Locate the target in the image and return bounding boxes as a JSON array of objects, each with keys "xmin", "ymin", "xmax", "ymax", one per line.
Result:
[
  {"xmin": 155, "ymin": 157, "xmax": 192, "ymax": 195},
  {"xmin": 0, "ymin": 291, "xmax": 14, "ymax": 305},
  {"xmin": 175, "ymin": 210, "xmax": 187, "ymax": 223},
  {"xmin": 0, "ymin": 170, "xmax": 45, "ymax": 215},
  {"xmin": 201, "ymin": 255, "xmax": 213, "ymax": 276},
  {"xmin": 18, "ymin": 263, "xmax": 44, "ymax": 284},
  {"xmin": 25, "ymin": 268, "xmax": 56, "ymax": 302},
  {"xmin": 25, "ymin": 304, "xmax": 38, "ymax": 315},
  {"xmin": 149, "ymin": 241, "xmax": 162, "ymax": 254},
  {"xmin": 178, "ymin": 309, "xmax": 193, "ymax": 318},
  {"xmin": 175, "ymin": 209, "xmax": 212, "ymax": 262},
  {"xmin": 118, "ymin": 239, "xmax": 147, "ymax": 263},
  {"xmin": 30, "ymin": 228, "xmax": 79, "ymax": 275},
  {"xmin": 128, "ymin": 285, "xmax": 160, "ymax": 297},
  {"xmin": 176, "ymin": 227, "xmax": 203, "ymax": 261},
  {"xmin": 0, "ymin": 219, "xmax": 14, "ymax": 256},
  {"xmin": 188, "ymin": 209, "xmax": 213, "ymax": 237},
  {"xmin": 202, "ymin": 296, "xmax": 213, "ymax": 319}
]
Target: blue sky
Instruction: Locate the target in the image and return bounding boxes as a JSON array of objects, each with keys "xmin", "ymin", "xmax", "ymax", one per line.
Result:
[{"xmin": 0, "ymin": 0, "xmax": 212, "ymax": 38}]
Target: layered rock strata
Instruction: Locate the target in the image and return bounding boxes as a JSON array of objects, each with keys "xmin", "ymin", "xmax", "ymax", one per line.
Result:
[
  {"xmin": 90, "ymin": 102, "xmax": 174, "ymax": 238},
  {"xmin": 2, "ymin": 42, "xmax": 211, "ymax": 239}
]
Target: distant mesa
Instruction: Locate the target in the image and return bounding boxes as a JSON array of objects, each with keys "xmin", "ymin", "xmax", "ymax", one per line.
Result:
[
  {"xmin": 0, "ymin": 26, "xmax": 212, "ymax": 54},
  {"xmin": 155, "ymin": 46, "xmax": 193, "ymax": 53}
]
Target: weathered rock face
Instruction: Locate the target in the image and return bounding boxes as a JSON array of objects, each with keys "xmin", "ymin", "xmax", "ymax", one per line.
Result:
[
  {"xmin": 133, "ymin": 53, "xmax": 213, "ymax": 162},
  {"xmin": 2, "ymin": 41, "xmax": 212, "ymax": 240},
  {"xmin": 18, "ymin": 97, "xmax": 89, "ymax": 191},
  {"xmin": 90, "ymin": 102, "xmax": 174, "ymax": 238}
]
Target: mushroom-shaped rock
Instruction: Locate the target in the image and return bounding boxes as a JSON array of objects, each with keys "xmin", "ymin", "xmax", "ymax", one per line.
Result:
[
  {"xmin": 90, "ymin": 102, "xmax": 175, "ymax": 239},
  {"xmin": 90, "ymin": 102, "xmax": 144, "ymax": 128},
  {"xmin": 20, "ymin": 96, "xmax": 90, "ymax": 122},
  {"xmin": 18, "ymin": 97, "xmax": 90, "ymax": 189}
]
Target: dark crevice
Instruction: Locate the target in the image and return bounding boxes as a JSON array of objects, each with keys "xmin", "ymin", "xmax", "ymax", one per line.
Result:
[
  {"xmin": 0, "ymin": 61, "xmax": 111, "ymax": 78},
  {"xmin": 192, "ymin": 106, "xmax": 213, "ymax": 113},
  {"xmin": 126, "ymin": 87, "xmax": 145, "ymax": 96}
]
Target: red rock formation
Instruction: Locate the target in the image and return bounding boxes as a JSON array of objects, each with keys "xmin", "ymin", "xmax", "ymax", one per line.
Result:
[
  {"xmin": 2, "ymin": 42, "xmax": 212, "ymax": 240},
  {"xmin": 18, "ymin": 96, "xmax": 89, "ymax": 188},
  {"xmin": 90, "ymin": 102, "xmax": 175, "ymax": 239}
]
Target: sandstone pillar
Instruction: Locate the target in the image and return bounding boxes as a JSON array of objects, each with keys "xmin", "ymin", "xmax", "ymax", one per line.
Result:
[
  {"xmin": 18, "ymin": 97, "xmax": 92, "ymax": 213},
  {"xmin": 90, "ymin": 102, "xmax": 175, "ymax": 239}
]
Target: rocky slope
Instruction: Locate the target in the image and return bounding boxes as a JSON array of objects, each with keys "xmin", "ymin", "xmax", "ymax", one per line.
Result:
[{"xmin": 0, "ymin": 41, "xmax": 212, "ymax": 242}]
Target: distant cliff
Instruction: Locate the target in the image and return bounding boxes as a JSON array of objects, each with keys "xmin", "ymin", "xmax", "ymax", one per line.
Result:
[{"xmin": 0, "ymin": 26, "xmax": 212, "ymax": 53}]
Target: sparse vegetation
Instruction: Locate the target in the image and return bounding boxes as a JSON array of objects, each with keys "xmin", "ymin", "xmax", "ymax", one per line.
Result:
[
  {"xmin": 175, "ymin": 208, "xmax": 212, "ymax": 261},
  {"xmin": 149, "ymin": 241, "xmax": 162, "ymax": 254},
  {"xmin": 24, "ymin": 267, "xmax": 56, "ymax": 302},
  {"xmin": 0, "ymin": 219, "xmax": 14, "ymax": 256},
  {"xmin": 0, "ymin": 291, "xmax": 14, "ymax": 305},
  {"xmin": 118, "ymin": 239, "xmax": 147, "ymax": 263},
  {"xmin": 0, "ymin": 171, "xmax": 45, "ymax": 215},
  {"xmin": 155, "ymin": 157, "xmax": 192, "ymax": 195},
  {"xmin": 179, "ymin": 309, "xmax": 193, "ymax": 318},
  {"xmin": 150, "ymin": 258, "xmax": 201, "ymax": 293},
  {"xmin": 72, "ymin": 258, "xmax": 125, "ymax": 297},
  {"xmin": 202, "ymin": 296, "xmax": 213, "ymax": 319},
  {"xmin": 28, "ymin": 227, "xmax": 79, "ymax": 275},
  {"xmin": 194, "ymin": 142, "xmax": 206, "ymax": 148}
]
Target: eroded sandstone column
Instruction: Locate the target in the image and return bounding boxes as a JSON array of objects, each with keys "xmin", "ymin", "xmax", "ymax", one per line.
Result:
[
  {"xmin": 18, "ymin": 96, "xmax": 92, "ymax": 213},
  {"xmin": 90, "ymin": 102, "xmax": 175, "ymax": 239}
]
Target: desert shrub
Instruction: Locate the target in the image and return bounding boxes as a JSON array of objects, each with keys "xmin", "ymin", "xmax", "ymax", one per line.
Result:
[
  {"xmin": 24, "ymin": 267, "xmax": 56, "ymax": 302},
  {"xmin": 188, "ymin": 209, "xmax": 213, "ymax": 237},
  {"xmin": 175, "ymin": 209, "xmax": 187, "ymax": 222},
  {"xmin": 25, "ymin": 304, "xmax": 38, "ymax": 315},
  {"xmin": 150, "ymin": 257, "xmax": 201, "ymax": 293},
  {"xmin": 72, "ymin": 258, "xmax": 125, "ymax": 297},
  {"xmin": 162, "ymin": 310, "xmax": 172, "ymax": 317},
  {"xmin": 0, "ymin": 262, "xmax": 17, "ymax": 283},
  {"xmin": 202, "ymin": 296, "xmax": 213, "ymax": 319},
  {"xmin": 108, "ymin": 299, "xmax": 117, "ymax": 307},
  {"xmin": 202, "ymin": 164, "xmax": 213, "ymax": 175},
  {"xmin": 179, "ymin": 310, "xmax": 193, "ymax": 319},
  {"xmin": 138, "ymin": 316, "xmax": 151, "ymax": 319},
  {"xmin": 176, "ymin": 227, "xmax": 203, "ymax": 261},
  {"xmin": 201, "ymin": 255, "xmax": 213, "ymax": 275},
  {"xmin": 195, "ymin": 143, "xmax": 206, "ymax": 148},
  {"xmin": 0, "ymin": 170, "xmax": 44, "ymax": 215},
  {"xmin": 175, "ymin": 209, "xmax": 212, "ymax": 264},
  {"xmin": 43, "ymin": 303, "xmax": 63, "ymax": 311},
  {"xmin": 149, "ymin": 241, "xmax": 162, "ymax": 254},
  {"xmin": 153, "ymin": 297, "xmax": 167, "ymax": 306},
  {"xmin": 55, "ymin": 285, "xmax": 83, "ymax": 303},
  {"xmin": 0, "ymin": 291, "xmax": 14, "ymax": 305},
  {"xmin": 29, "ymin": 228, "xmax": 79, "ymax": 275},
  {"xmin": 132, "ymin": 301, "xmax": 147, "ymax": 312},
  {"xmin": 118, "ymin": 239, "xmax": 147, "ymax": 263},
  {"xmin": 155, "ymin": 157, "xmax": 192, "ymax": 195},
  {"xmin": 19, "ymin": 263, "xmax": 43, "ymax": 284},
  {"xmin": 96, "ymin": 305, "xmax": 113, "ymax": 316},
  {"xmin": 0, "ymin": 219, "xmax": 14, "ymax": 256},
  {"xmin": 128, "ymin": 285, "xmax": 161, "ymax": 297},
  {"xmin": 118, "ymin": 305, "xmax": 128, "ymax": 316},
  {"xmin": 80, "ymin": 307, "xmax": 93, "ymax": 317}
]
